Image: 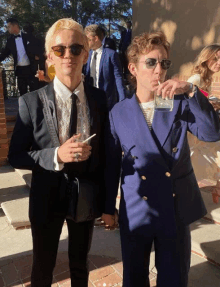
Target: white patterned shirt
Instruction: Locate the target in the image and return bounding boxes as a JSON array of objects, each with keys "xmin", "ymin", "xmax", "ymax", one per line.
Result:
[
  {"xmin": 90, "ymin": 45, "xmax": 103, "ymax": 88},
  {"xmin": 53, "ymin": 75, "xmax": 90, "ymax": 170}
]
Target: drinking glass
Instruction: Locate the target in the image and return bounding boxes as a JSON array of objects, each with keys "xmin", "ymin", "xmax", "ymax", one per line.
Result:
[{"xmin": 154, "ymin": 94, "xmax": 174, "ymax": 112}]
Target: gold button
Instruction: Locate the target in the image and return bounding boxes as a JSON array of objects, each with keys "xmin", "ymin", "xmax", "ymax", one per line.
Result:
[
  {"xmin": 141, "ymin": 176, "xmax": 146, "ymax": 180},
  {"xmin": 142, "ymin": 196, "xmax": 148, "ymax": 200},
  {"xmin": 165, "ymin": 172, "xmax": 171, "ymax": 177},
  {"xmin": 172, "ymin": 147, "xmax": 178, "ymax": 153},
  {"xmin": 122, "ymin": 151, "xmax": 124, "ymax": 156},
  {"xmin": 173, "ymin": 193, "xmax": 176, "ymax": 197}
]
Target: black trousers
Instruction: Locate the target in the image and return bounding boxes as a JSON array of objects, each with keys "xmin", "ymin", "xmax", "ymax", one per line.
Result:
[
  {"xmin": 16, "ymin": 65, "xmax": 39, "ymax": 96},
  {"xmin": 31, "ymin": 216, "xmax": 94, "ymax": 287}
]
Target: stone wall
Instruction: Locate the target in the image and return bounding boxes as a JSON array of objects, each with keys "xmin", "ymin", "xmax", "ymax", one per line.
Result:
[
  {"xmin": 0, "ymin": 71, "xmax": 8, "ymax": 166},
  {"xmin": 132, "ymin": 0, "xmax": 220, "ymax": 81}
]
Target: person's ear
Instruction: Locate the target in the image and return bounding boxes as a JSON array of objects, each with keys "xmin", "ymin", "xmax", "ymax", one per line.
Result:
[
  {"xmin": 128, "ymin": 62, "xmax": 137, "ymax": 77},
  {"xmin": 47, "ymin": 53, "xmax": 54, "ymax": 65}
]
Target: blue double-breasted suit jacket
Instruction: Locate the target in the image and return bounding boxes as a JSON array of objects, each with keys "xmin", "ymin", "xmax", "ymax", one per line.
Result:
[
  {"xmin": 84, "ymin": 48, "xmax": 126, "ymax": 109},
  {"xmin": 104, "ymin": 88, "xmax": 220, "ymax": 237}
]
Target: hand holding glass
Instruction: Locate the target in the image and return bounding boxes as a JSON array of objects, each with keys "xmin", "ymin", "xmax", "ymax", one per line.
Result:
[{"xmin": 154, "ymin": 81, "xmax": 174, "ymax": 112}]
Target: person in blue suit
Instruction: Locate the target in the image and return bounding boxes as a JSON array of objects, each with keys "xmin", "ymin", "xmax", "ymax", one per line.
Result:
[
  {"xmin": 102, "ymin": 31, "xmax": 220, "ymax": 287},
  {"xmin": 119, "ymin": 20, "xmax": 132, "ymax": 78},
  {"xmin": 84, "ymin": 24, "xmax": 126, "ymax": 110}
]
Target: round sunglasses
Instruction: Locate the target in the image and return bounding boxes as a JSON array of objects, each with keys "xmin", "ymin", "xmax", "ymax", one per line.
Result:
[
  {"xmin": 140, "ymin": 58, "xmax": 172, "ymax": 70},
  {"xmin": 51, "ymin": 44, "xmax": 84, "ymax": 57}
]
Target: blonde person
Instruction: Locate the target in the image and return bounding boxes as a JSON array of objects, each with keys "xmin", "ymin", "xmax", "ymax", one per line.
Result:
[
  {"xmin": 8, "ymin": 18, "xmax": 107, "ymax": 286},
  {"xmin": 187, "ymin": 44, "xmax": 220, "ymax": 203}
]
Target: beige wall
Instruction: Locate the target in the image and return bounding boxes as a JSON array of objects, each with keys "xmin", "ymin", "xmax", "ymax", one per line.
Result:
[{"xmin": 132, "ymin": 0, "xmax": 220, "ymax": 81}]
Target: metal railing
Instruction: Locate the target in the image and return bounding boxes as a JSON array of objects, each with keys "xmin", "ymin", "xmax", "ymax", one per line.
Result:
[{"xmin": 2, "ymin": 68, "xmax": 19, "ymax": 98}]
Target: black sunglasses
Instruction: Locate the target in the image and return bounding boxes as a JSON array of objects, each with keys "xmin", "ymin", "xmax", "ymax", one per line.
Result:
[
  {"xmin": 140, "ymin": 58, "xmax": 172, "ymax": 70},
  {"xmin": 51, "ymin": 44, "xmax": 84, "ymax": 57}
]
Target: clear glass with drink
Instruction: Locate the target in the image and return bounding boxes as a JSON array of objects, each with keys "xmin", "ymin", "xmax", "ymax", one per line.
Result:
[{"xmin": 154, "ymin": 81, "xmax": 174, "ymax": 112}]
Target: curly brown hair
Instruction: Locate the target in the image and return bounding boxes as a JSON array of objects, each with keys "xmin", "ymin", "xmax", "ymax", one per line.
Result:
[
  {"xmin": 127, "ymin": 31, "xmax": 170, "ymax": 89},
  {"xmin": 191, "ymin": 44, "xmax": 220, "ymax": 92}
]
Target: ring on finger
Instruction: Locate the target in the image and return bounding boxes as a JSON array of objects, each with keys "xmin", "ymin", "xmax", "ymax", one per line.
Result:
[{"xmin": 74, "ymin": 152, "xmax": 80, "ymax": 160}]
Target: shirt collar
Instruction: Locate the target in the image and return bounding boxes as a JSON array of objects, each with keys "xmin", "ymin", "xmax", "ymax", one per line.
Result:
[
  {"xmin": 54, "ymin": 75, "xmax": 85, "ymax": 103},
  {"xmin": 14, "ymin": 31, "xmax": 22, "ymax": 37},
  {"xmin": 94, "ymin": 45, "xmax": 103, "ymax": 54}
]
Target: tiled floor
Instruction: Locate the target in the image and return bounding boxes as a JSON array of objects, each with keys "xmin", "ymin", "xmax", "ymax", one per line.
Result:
[{"xmin": 0, "ymin": 252, "xmax": 157, "ymax": 286}]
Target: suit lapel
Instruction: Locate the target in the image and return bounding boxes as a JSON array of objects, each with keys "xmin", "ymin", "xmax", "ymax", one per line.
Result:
[
  {"xmin": 45, "ymin": 81, "xmax": 59, "ymax": 136},
  {"xmin": 87, "ymin": 50, "xmax": 92, "ymax": 75},
  {"xmin": 21, "ymin": 32, "xmax": 28, "ymax": 53},
  {"xmin": 10, "ymin": 36, "xmax": 17, "ymax": 65},
  {"xmin": 152, "ymin": 97, "xmax": 181, "ymax": 147},
  {"xmin": 128, "ymin": 94, "xmax": 163, "ymax": 156},
  {"xmin": 98, "ymin": 48, "xmax": 106, "ymax": 78},
  {"xmin": 84, "ymin": 83, "xmax": 96, "ymax": 138}
]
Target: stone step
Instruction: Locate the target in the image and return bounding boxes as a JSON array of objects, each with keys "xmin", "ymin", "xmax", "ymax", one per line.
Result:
[
  {"xmin": 190, "ymin": 218, "xmax": 220, "ymax": 267},
  {"xmin": 0, "ymin": 165, "xmax": 30, "ymax": 229},
  {"xmin": 201, "ymin": 190, "xmax": 220, "ymax": 225},
  {"xmin": 1, "ymin": 197, "xmax": 30, "ymax": 229},
  {"xmin": 15, "ymin": 169, "xmax": 32, "ymax": 188}
]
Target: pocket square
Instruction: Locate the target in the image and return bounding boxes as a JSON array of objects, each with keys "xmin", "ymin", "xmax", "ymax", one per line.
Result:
[{"xmin": 27, "ymin": 41, "xmax": 30, "ymax": 44}]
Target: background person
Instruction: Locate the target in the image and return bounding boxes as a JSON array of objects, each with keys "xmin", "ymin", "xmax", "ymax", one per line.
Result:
[
  {"xmin": 102, "ymin": 31, "xmax": 220, "ymax": 287},
  {"xmin": 187, "ymin": 44, "xmax": 220, "ymax": 203},
  {"xmin": 0, "ymin": 18, "xmax": 44, "ymax": 95},
  {"xmin": 99, "ymin": 26, "xmax": 116, "ymax": 51},
  {"xmin": 119, "ymin": 20, "xmax": 132, "ymax": 79},
  {"xmin": 8, "ymin": 18, "xmax": 107, "ymax": 286},
  {"xmin": 84, "ymin": 24, "xmax": 126, "ymax": 110}
]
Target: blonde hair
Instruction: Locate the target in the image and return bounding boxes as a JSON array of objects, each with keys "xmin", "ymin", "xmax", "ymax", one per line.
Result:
[
  {"xmin": 45, "ymin": 18, "xmax": 89, "ymax": 55},
  {"xmin": 127, "ymin": 31, "xmax": 170, "ymax": 89},
  {"xmin": 192, "ymin": 44, "xmax": 220, "ymax": 91}
]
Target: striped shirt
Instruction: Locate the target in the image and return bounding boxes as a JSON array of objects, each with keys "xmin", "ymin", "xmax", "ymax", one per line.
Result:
[{"xmin": 139, "ymin": 101, "xmax": 155, "ymax": 130}]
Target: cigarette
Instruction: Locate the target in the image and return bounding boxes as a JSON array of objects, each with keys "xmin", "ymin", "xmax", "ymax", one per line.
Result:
[
  {"xmin": 82, "ymin": 133, "xmax": 96, "ymax": 143},
  {"xmin": 158, "ymin": 80, "xmax": 161, "ymax": 85}
]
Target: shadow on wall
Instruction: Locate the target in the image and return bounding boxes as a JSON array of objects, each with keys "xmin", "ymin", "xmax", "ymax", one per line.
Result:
[{"xmin": 132, "ymin": 0, "xmax": 220, "ymax": 78}]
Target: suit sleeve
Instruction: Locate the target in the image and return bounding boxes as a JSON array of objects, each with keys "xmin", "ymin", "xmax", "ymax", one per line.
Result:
[
  {"xmin": 104, "ymin": 111, "xmax": 122, "ymax": 215},
  {"xmin": 111, "ymin": 51, "xmax": 127, "ymax": 101},
  {"xmin": 0, "ymin": 40, "xmax": 11, "ymax": 62},
  {"xmin": 186, "ymin": 87, "xmax": 220, "ymax": 142},
  {"xmin": 8, "ymin": 96, "xmax": 57, "ymax": 171}
]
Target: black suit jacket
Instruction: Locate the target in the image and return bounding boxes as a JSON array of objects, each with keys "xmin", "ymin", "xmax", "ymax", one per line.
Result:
[
  {"xmin": 103, "ymin": 37, "xmax": 116, "ymax": 51},
  {"xmin": 8, "ymin": 82, "xmax": 108, "ymax": 225},
  {"xmin": 0, "ymin": 32, "xmax": 44, "ymax": 75}
]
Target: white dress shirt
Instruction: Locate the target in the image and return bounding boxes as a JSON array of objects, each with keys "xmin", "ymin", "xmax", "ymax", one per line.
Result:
[
  {"xmin": 14, "ymin": 32, "xmax": 30, "ymax": 66},
  {"xmin": 53, "ymin": 75, "xmax": 90, "ymax": 170},
  {"xmin": 90, "ymin": 46, "xmax": 103, "ymax": 88}
]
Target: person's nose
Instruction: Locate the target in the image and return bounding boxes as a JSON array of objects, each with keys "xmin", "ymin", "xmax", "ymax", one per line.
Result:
[
  {"xmin": 63, "ymin": 47, "xmax": 73, "ymax": 58},
  {"xmin": 154, "ymin": 61, "xmax": 163, "ymax": 75}
]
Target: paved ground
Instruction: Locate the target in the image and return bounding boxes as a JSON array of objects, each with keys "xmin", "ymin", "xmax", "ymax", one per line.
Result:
[{"xmin": 1, "ymin": 97, "xmax": 220, "ymax": 286}]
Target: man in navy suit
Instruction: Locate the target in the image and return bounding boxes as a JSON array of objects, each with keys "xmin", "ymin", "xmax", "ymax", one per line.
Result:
[
  {"xmin": 99, "ymin": 26, "xmax": 116, "ymax": 51},
  {"xmin": 119, "ymin": 20, "xmax": 132, "ymax": 78},
  {"xmin": 0, "ymin": 18, "xmax": 44, "ymax": 96},
  {"xmin": 102, "ymin": 31, "xmax": 220, "ymax": 287},
  {"xmin": 84, "ymin": 24, "xmax": 126, "ymax": 110}
]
